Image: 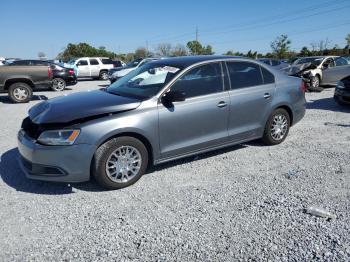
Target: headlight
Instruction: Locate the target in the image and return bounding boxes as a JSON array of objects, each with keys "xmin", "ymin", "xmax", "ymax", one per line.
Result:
[
  {"xmin": 37, "ymin": 129, "xmax": 80, "ymax": 145},
  {"xmin": 336, "ymin": 81, "xmax": 345, "ymax": 89}
]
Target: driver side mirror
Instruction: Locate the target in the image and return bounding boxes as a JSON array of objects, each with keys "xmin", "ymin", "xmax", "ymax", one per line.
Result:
[{"xmin": 162, "ymin": 90, "xmax": 186, "ymax": 104}]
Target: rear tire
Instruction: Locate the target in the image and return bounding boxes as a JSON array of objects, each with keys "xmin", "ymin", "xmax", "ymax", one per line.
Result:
[
  {"xmin": 99, "ymin": 71, "xmax": 108, "ymax": 80},
  {"xmin": 92, "ymin": 137, "xmax": 148, "ymax": 190},
  {"xmin": 51, "ymin": 78, "xmax": 66, "ymax": 91},
  {"xmin": 262, "ymin": 108, "xmax": 290, "ymax": 145},
  {"xmin": 8, "ymin": 82, "xmax": 33, "ymax": 103}
]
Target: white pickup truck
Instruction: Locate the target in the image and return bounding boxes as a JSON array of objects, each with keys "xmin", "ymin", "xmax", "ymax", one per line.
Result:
[{"xmin": 66, "ymin": 57, "xmax": 115, "ymax": 80}]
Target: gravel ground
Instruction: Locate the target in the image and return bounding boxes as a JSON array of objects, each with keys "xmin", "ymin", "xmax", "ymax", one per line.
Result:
[{"xmin": 0, "ymin": 81, "xmax": 349, "ymax": 261}]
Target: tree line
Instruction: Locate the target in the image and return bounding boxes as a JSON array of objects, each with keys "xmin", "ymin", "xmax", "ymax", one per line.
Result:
[{"xmin": 56, "ymin": 33, "xmax": 350, "ymax": 62}]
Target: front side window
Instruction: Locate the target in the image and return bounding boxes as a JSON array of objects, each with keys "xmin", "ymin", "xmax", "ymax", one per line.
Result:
[
  {"xmin": 107, "ymin": 63, "xmax": 182, "ymax": 100},
  {"xmin": 170, "ymin": 63, "xmax": 223, "ymax": 98},
  {"xmin": 335, "ymin": 57, "xmax": 350, "ymax": 66},
  {"xmin": 90, "ymin": 59, "xmax": 99, "ymax": 65},
  {"xmin": 77, "ymin": 60, "xmax": 88, "ymax": 66},
  {"xmin": 226, "ymin": 61, "xmax": 264, "ymax": 89}
]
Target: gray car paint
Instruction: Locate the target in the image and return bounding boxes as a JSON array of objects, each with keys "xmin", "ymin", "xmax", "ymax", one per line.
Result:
[
  {"xmin": 322, "ymin": 65, "xmax": 350, "ymax": 86},
  {"xmin": 18, "ymin": 57, "xmax": 306, "ymax": 183}
]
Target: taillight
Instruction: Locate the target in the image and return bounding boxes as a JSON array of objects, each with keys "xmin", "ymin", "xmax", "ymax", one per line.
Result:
[
  {"xmin": 300, "ymin": 80, "xmax": 307, "ymax": 93},
  {"xmin": 48, "ymin": 67, "xmax": 53, "ymax": 79},
  {"xmin": 69, "ymin": 69, "xmax": 75, "ymax": 75}
]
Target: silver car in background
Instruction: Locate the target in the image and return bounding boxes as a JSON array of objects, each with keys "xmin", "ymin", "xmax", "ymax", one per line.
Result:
[
  {"xmin": 322, "ymin": 56, "xmax": 350, "ymax": 86},
  {"xmin": 17, "ymin": 56, "xmax": 306, "ymax": 189}
]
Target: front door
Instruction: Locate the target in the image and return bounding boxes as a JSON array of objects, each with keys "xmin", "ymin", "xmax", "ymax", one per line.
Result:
[
  {"xmin": 158, "ymin": 62, "xmax": 229, "ymax": 159},
  {"xmin": 89, "ymin": 58, "xmax": 101, "ymax": 77},
  {"xmin": 76, "ymin": 59, "xmax": 90, "ymax": 77}
]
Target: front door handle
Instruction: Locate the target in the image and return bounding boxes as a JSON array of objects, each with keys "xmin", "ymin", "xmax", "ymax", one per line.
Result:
[
  {"xmin": 217, "ymin": 101, "xmax": 227, "ymax": 108},
  {"xmin": 263, "ymin": 93, "xmax": 271, "ymax": 99}
]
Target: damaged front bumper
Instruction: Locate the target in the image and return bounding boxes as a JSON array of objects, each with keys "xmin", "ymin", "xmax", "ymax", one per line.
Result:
[{"xmin": 17, "ymin": 129, "xmax": 96, "ymax": 183}]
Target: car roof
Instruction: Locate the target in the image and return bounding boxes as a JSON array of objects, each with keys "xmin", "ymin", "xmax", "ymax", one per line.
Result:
[{"xmin": 148, "ymin": 55, "xmax": 242, "ymax": 68}]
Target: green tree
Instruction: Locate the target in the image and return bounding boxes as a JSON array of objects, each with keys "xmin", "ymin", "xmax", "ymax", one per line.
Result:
[
  {"xmin": 186, "ymin": 40, "xmax": 213, "ymax": 55},
  {"xmin": 246, "ymin": 50, "xmax": 257, "ymax": 58},
  {"xmin": 57, "ymin": 43, "xmax": 117, "ymax": 61},
  {"xmin": 270, "ymin": 35, "xmax": 291, "ymax": 59},
  {"xmin": 134, "ymin": 47, "xmax": 148, "ymax": 58},
  {"xmin": 299, "ymin": 46, "xmax": 312, "ymax": 57}
]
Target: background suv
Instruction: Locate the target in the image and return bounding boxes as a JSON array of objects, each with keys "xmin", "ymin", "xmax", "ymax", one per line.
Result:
[{"xmin": 67, "ymin": 57, "xmax": 115, "ymax": 80}]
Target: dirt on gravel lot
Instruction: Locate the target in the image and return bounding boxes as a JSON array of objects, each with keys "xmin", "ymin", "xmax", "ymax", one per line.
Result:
[{"xmin": 0, "ymin": 81, "xmax": 349, "ymax": 261}]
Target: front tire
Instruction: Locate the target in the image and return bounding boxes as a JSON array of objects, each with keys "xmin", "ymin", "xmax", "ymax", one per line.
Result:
[
  {"xmin": 92, "ymin": 137, "xmax": 148, "ymax": 190},
  {"xmin": 262, "ymin": 108, "xmax": 290, "ymax": 145},
  {"xmin": 99, "ymin": 71, "xmax": 108, "ymax": 80},
  {"xmin": 8, "ymin": 82, "xmax": 33, "ymax": 103},
  {"xmin": 309, "ymin": 75, "xmax": 323, "ymax": 92},
  {"xmin": 51, "ymin": 78, "xmax": 66, "ymax": 91}
]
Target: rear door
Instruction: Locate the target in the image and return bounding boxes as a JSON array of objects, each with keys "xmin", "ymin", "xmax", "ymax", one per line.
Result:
[
  {"xmin": 76, "ymin": 59, "xmax": 90, "ymax": 77},
  {"xmin": 225, "ymin": 61, "xmax": 275, "ymax": 141},
  {"xmin": 158, "ymin": 62, "xmax": 230, "ymax": 159},
  {"xmin": 89, "ymin": 58, "xmax": 100, "ymax": 77}
]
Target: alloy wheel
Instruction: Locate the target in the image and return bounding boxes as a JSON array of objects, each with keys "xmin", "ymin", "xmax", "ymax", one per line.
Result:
[
  {"xmin": 105, "ymin": 146, "xmax": 142, "ymax": 183},
  {"xmin": 52, "ymin": 78, "xmax": 66, "ymax": 91},
  {"xmin": 270, "ymin": 114, "xmax": 288, "ymax": 141},
  {"xmin": 13, "ymin": 87, "xmax": 29, "ymax": 101}
]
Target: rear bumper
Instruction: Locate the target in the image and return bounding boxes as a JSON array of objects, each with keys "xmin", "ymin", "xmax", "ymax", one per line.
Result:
[
  {"xmin": 17, "ymin": 130, "xmax": 96, "ymax": 183},
  {"xmin": 66, "ymin": 76, "xmax": 77, "ymax": 86}
]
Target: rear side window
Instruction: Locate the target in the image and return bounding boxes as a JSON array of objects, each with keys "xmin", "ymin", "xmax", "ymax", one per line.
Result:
[
  {"xmin": 90, "ymin": 59, "xmax": 99, "ymax": 65},
  {"xmin": 171, "ymin": 63, "xmax": 223, "ymax": 98},
  {"xmin": 113, "ymin": 61, "xmax": 122, "ymax": 67},
  {"xmin": 260, "ymin": 66, "xmax": 275, "ymax": 84},
  {"xmin": 226, "ymin": 61, "xmax": 263, "ymax": 89},
  {"xmin": 101, "ymin": 58, "xmax": 113, "ymax": 64}
]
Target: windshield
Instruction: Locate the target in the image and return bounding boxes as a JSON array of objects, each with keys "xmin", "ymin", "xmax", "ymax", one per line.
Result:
[
  {"xmin": 107, "ymin": 63, "xmax": 182, "ymax": 100},
  {"xmin": 294, "ymin": 57, "xmax": 322, "ymax": 66},
  {"xmin": 67, "ymin": 59, "xmax": 76, "ymax": 65}
]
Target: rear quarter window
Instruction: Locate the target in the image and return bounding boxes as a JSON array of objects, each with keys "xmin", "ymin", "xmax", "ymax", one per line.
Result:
[
  {"xmin": 260, "ymin": 66, "xmax": 275, "ymax": 84},
  {"xmin": 101, "ymin": 59, "xmax": 113, "ymax": 64}
]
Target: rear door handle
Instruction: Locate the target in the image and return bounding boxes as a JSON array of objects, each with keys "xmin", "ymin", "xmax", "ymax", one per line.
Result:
[
  {"xmin": 217, "ymin": 101, "xmax": 227, "ymax": 108},
  {"xmin": 263, "ymin": 93, "xmax": 271, "ymax": 99}
]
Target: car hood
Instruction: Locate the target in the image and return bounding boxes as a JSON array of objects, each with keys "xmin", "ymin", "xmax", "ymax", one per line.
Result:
[
  {"xmin": 29, "ymin": 90, "xmax": 141, "ymax": 124},
  {"xmin": 113, "ymin": 67, "xmax": 135, "ymax": 77}
]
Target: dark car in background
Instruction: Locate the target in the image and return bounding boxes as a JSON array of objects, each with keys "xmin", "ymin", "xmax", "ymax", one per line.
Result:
[
  {"xmin": 334, "ymin": 75, "xmax": 350, "ymax": 105},
  {"xmin": 7, "ymin": 60, "xmax": 77, "ymax": 91},
  {"xmin": 0, "ymin": 64, "xmax": 53, "ymax": 103}
]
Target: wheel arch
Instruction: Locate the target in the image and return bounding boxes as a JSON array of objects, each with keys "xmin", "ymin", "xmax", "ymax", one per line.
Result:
[
  {"xmin": 274, "ymin": 104, "xmax": 294, "ymax": 126},
  {"xmin": 93, "ymin": 131, "xmax": 154, "ymax": 168},
  {"xmin": 4, "ymin": 78, "xmax": 34, "ymax": 90}
]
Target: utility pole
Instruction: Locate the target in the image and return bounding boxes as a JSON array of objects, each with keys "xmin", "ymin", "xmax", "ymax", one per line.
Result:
[{"xmin": 146, "ymin": 40, "xmax": 149, "ymax": 57}]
